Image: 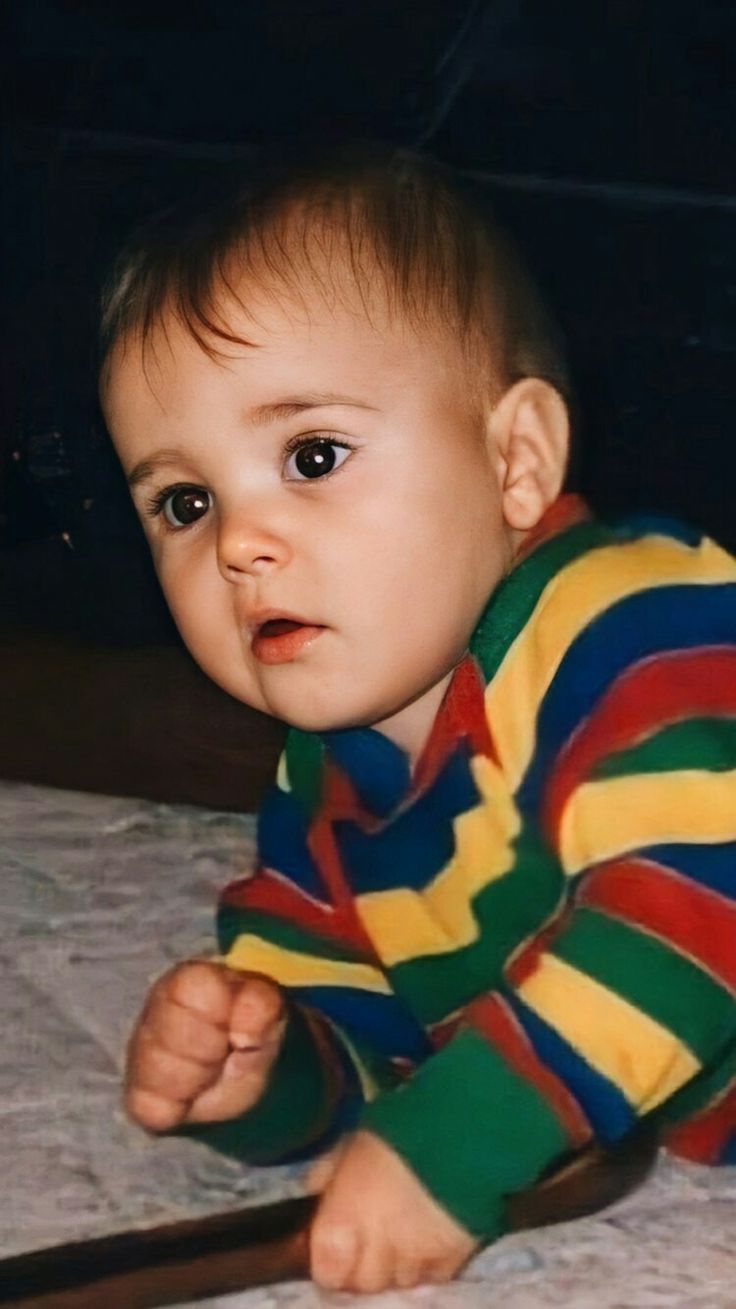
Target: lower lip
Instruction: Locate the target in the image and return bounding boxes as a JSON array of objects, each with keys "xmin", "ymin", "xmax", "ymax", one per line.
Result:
[{"xmin": 252, "ymin": 624, "xmax": 325, "ymax": 665}]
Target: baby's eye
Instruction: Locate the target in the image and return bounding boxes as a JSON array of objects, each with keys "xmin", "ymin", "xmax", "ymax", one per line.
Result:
[
  {"xmin": 155, "ymin": 485, "xmax": 211, "ymax": 528},
  {"xmin": 284, "ymin": 438, "xmax": 352, "ymax": 481}
]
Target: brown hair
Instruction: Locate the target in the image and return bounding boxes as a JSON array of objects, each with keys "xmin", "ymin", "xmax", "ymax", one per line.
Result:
[{"xmin": 100, "ymin": 142, "xmax": 570, "ymax": 400}]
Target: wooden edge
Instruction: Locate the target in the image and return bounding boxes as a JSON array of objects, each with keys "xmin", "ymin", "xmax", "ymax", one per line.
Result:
[
  {"xmin": 0, "ymin": 1196, "xmax": 316, "ymax": 1309},
  {"xmin": 0, "ymin": 1127, "xmax": 660, "ymax": 1309}
]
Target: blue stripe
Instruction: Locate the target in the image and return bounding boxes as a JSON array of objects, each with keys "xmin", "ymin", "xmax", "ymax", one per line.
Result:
[
  {"xmin": 504, "ymin": 991, "xmax": 637, "ymax": 1141},
  {"xmin": 720, "ymin": 1133, "xmax": 736, "ymax": 1164},
  {"xmin": 291, "ymin": 984, "xmax": 433, "ymax": 1062},
  {"xmin": 257, "ymin": 785, "xmax": 327, "ymax": 902},
  {"xmin": 322, "ymin": 727, "xmax": 412, "ymax": 816},
  {"xmin": 644, "ymin": 843, "xmax": 736, "ymax": 902},
  {"xmin": 333, "ymin": 745, "xmax": 480, "ymax": 895},
  {"xmin": 519, "ymin": 582, "xmax": 736, "ymax": 813},
  {"xmin": 619, "ymin": 514, "xmax": 704, "ymax": 547}
]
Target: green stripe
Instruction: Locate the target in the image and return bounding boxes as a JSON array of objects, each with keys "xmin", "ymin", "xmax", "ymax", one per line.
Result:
[
  {"xmin": 361, "ymin": 1028, "xmax": 568, "ymax": 1239},
  {"xmin": 284, "ymin": 729, "xmax": 324, "ymax": 815},
  {"xmin": 471, "ymin": 520, "xmax": 611, "ymax": 683},
  {"xmin": 654, "ymin": 1036, "xmax": 736, "ymax": 1130},
  {"xmin": 593, "ymin": 718, "xmax": 736, "ymax": 781},
  {"xmin": 552, "ymin": 908, "xmax": 735, "ymax": 1060},
  {"xmin": 217, "ymin": 904, "xmax": 371, "ymax": 967},
  {"xmin": 177, "ymin": 1003, "xmax": 333, "ymax": 1163},
  {"xmin": 389, "ymin": 824, "xmax": 564, "ymax": 1025}
]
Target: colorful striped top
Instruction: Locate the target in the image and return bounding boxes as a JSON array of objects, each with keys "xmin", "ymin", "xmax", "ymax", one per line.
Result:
[{"xmin": 201, "ymin": 494, "xmax": 736, "ymax": 1240}]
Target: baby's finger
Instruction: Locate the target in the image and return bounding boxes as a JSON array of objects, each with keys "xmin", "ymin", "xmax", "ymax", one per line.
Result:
[
  {"xmin": 162, "ymin": 960, "xmax": 236, "ymax": 1027},
  {"xmin": 142, "ymin": 993, "xmax": 231, "ymax": 1065},
  {"xmin": 131, "ymin": 1033, "xmax": 222, "ymax": 1104},
  {"xmin": 350, "ymin": 1244, "xmax": 394, "ymax": 1297},
  {"xmin": 185, "ymin": 1046, "xmax": 278, "ymax": 1123},
  {"xmin": 309, "ymin": 1219, "xmax": 361, "ymax": 1292},
  {"xmin": 125, "ymin": 1087, "xmax": 187, "ymax": 1133},
  {"xmin": 229, "ymin": 974, "xmax": 286, "ymax": 1048}
]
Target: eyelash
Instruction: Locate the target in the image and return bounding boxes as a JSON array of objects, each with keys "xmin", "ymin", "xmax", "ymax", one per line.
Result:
[
  {"xmin": 282, "ymin": 433, "xmax": 353, "ymax": 475},
  {"xmin": 144, "ymin": 483, "xmax": 200, "ymax": 524},
  {"xmin": 143, "ymin": 434, "xmax": 355, "ymax": 530}
]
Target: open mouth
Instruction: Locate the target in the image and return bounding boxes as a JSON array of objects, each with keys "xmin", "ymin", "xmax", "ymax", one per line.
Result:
[
  {"xmin": 257, "ymin": 618, "xmax": 305, "ymax": 638},
  {"xmin": 251, "ymin": 617, "xmax": 325, "ymax": 664}
]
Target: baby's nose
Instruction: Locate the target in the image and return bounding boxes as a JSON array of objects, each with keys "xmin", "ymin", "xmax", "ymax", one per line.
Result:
[{"xmin": 216, "ymin": 508, "xmax": 292, "ymax": 580}]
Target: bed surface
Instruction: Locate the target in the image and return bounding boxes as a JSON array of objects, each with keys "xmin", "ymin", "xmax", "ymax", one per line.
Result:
[{"xmin": 1, "ymin": 780, "xmax": 734, "ymax": 1307}]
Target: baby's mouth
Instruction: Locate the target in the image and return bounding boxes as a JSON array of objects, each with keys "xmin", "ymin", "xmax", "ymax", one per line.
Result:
[
  {"xmin": 251, "ymin": 616, "xmax": 326, "ymax": 665},
  {"xmin": 257, "ymin": 618, "xmax": 305, "ymax": 637}
]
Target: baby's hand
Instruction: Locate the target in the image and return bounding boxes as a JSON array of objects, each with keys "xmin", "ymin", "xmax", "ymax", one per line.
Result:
[
  {"xmin": 306, "ymin": 1130, "xmax": 478, "ymax": 1293},
  {"xmin": 125, "ymin": 961, "xmax": 286, "ymax": 1132}
]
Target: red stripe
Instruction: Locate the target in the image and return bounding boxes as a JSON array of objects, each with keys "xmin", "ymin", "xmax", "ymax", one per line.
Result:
[
  {"xmin": 505, "ymin": 910, "xmax": 571, "ymax": 989},
  {"xmin": 580, "ymin": 858, "xmax": 736, "ymax": 992},
  {"xmin": 221, "ymin": 866, "xmax": 374, "ymax": 957},
  {"xmin": 427, "ymin": 1012, "xmax": 465, "ymax": 1051},
  {"xmin": 664, "ymin": 1085, "xmax": 736, "ymax": 1164},
  {"xmin": 414, "ymin": 655, "xmax": 497, "ymax": 794},
  {"xmin": 465, "ymin": 992, "xmax": 591, "ymax": 1146},
  {"xmin": 307, "ymin": 809, "xmax": 380, "ymax": 955},
  {"xmin": 544, "ymin": 648, "xmax": 736, "ymax": 843},
  {"xmin": 514, "ymin": 493, "xmax": 591, "ymax": 565}
]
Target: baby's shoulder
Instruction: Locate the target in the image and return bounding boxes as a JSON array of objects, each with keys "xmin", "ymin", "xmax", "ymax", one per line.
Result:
[
  {"xmin": 484, "ymin": 512, "xmax": 735, "ymax": 702},
  {"xmin": 535, "ymin": 512, "xmax": 736, "ymax": 633}
]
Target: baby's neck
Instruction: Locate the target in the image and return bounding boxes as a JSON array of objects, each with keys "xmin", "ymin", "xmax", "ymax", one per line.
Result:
[{"xmin": 371, "ymin": 670, "xmax": 455, "ymax": 773}]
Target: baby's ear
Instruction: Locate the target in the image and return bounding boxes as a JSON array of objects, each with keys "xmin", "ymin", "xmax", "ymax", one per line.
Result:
[{"xmin": 489, "ymin": 378, "xmax": 569, "ymax": 531}]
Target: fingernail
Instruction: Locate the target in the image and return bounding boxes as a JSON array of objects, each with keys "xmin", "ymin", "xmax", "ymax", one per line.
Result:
[{"xmin": 229, "ymin": 1032, "xmax": 261, "ymax": 1051}]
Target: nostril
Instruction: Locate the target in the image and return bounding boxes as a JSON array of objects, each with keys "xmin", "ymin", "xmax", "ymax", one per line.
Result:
[{"xmin": 220, "ymin": 551, "xmax": 279, "ymax": 578}]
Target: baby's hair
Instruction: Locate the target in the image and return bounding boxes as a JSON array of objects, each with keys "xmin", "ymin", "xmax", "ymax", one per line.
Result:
[{"xmin": 100, "ymin": 141, "xmax": 569, "ymax": 402}]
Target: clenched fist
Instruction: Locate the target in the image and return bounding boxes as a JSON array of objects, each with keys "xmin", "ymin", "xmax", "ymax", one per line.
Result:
[{"xmin": 125, "ymin": 961, "xmax": 286, "ymax": 1132}]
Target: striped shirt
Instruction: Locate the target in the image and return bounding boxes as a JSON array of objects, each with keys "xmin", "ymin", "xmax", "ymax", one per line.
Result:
[{"xmin": 201, "ymin": 494, "xmax": 736, "ymax": 1240}]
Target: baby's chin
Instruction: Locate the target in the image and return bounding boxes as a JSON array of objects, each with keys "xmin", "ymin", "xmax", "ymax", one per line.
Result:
[
  {"xmin": 259, "ymin": 690, "xmax": 406, "ymax": 738},
  {"xmin": 271, "ymin": 704, "xmax": 386, "ymax": 736}
]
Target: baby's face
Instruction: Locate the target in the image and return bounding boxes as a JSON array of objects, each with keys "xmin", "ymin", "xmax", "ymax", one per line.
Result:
[{"xmin": 103, "ymin": 277, "xmax": 515, "ymax": 757}]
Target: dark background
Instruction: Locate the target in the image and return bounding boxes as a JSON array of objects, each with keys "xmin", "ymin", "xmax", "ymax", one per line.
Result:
[{"xmin": 2, "ymin": 0, "xmax": 735, "ymax": 806}]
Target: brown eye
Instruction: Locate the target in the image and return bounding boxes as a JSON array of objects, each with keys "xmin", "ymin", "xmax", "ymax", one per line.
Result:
[
  {"xmin": 162, "ymin": 486, "xmax": 211, "ymax": 527},
  {"xmin": 285, "ymin": 439, "xmax": 351, "ymax": 480}
]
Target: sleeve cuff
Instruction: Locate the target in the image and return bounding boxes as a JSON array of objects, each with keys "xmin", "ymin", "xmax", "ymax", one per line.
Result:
[
  {"xmin": 359, "ymin": 1027, "xmax": 571, "ymax": 1240},
  {"xmin": 177, "ymin": 1003, "xmax": 342, "ymax": 1164}
]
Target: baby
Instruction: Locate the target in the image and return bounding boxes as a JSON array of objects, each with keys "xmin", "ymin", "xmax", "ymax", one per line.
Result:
[{"xmin": 101, "ymin": 145, "xmax": 736, "ymax": 1294}]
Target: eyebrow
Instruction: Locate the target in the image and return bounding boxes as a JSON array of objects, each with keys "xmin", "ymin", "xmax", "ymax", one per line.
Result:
[
  {"xmin": 247, "ymin": 392, "xmax": 379, "ymax": 425},
  {"xmin": 126, "ymin": 394, "xmax": 378, "ymax": 488},
  {"xmin": 127, "ymin": 449, "xmax": 191, "ymax": 489}
]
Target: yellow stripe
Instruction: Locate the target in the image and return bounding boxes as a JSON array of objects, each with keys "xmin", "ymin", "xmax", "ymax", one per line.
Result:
[
  {"xmin": 355, "ymin": 756, "xmax": 519, "ymax": 966},
  {"xmin": 518, "ymin": 952, "xmax": 700, "ymax": 1111},
  {"xmin": 224, "ymin": 934, "xmax": 392, "ymax": 993},
  {"xmin": 324, "ymin": 1019, "xmax": 381, "ymax": 1101},
  {"xmin": 559, "ymin": 769, "xmax": 736, "ymax": 875},
  {"xmin": 276, "ymin": 752, "xmax": 290, "ymax": 792},
  {"xmin": 485, "ymin": 535, "xmax": 735, "ymax": 793}
]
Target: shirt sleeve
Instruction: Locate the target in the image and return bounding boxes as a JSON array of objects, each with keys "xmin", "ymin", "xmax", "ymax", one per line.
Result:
[
  {"xmin": 185, "ymin": 749, "xmax": 429, "ymax": 1165},
  {"xmin": 362, "ymin": 530, "xmax": 736, "ymax": 1239}
]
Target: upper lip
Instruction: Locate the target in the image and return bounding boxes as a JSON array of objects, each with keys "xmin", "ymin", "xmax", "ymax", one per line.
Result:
[{"xmin": 247, "ymin": 608, "xmax": 322, "ymax": 637}]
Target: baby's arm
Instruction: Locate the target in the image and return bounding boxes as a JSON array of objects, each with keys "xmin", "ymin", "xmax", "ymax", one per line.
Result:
[{"xmin": 359, "ymin": 533, "xmax": 736, "ymax": 1245}]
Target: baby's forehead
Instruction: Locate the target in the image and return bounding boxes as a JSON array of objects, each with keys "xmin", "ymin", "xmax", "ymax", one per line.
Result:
[
  {"xmin": 105, "ymin": 266, "xmax": 469, "ymax": 409},
  {"xmin": 161, "ymin": 254, "xmax": 466, "ymax": 374}
]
